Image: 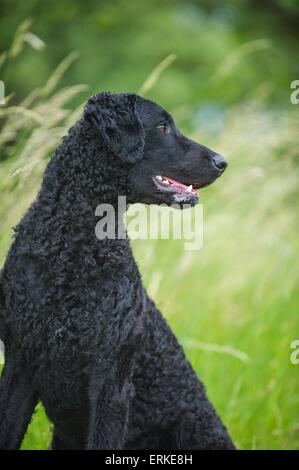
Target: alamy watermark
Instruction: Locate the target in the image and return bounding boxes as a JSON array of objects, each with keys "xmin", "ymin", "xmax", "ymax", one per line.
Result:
[
  {"xmin": 290, "ymin": 339, "xmax": 299, "ymax": 365},
  {"xmin": 95, "ymin": 196, "xmax": 203, "ymax": 251},
  {"xmin": 0, "ymin": 80, "xmax": 5, "ymax": 105},
  {"xmin": 290, "ymin": 80, "xmax": 299, "ymax": 105},
  {"xmin": 0, "ymin": 339, "xmax": 4, "ymax": 365}
]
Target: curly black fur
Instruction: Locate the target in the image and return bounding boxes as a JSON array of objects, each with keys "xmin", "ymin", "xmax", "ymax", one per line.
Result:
[{"xmin": 0, "ymin": 92, "xmax": 234, "ymax": 450}]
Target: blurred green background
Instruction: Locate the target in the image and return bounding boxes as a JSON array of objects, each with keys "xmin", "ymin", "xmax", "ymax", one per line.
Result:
[{"xmin": 1, "ymin": 0, "xmax": 299, "ymax": 450}]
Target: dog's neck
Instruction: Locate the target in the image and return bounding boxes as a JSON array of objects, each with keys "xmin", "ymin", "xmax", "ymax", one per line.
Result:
[{"xmin": 30, "ymin": 118, "xmax": 132, "ymax": 250}]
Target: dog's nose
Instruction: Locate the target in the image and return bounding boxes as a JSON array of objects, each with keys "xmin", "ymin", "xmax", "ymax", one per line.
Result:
[{"xmin": 212, "ymin": 154, "xmax": 227, "ymax": 172}]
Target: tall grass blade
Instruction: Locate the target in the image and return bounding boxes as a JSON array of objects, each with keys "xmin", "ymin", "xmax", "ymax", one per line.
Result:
[{"xmin": 138, "ymin": 53, "xmax": 176, "ymax": 95}]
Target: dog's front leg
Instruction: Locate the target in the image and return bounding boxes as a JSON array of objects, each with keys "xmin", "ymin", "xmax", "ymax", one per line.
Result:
[
  {"xmin": 0, "ymin": 353, "xmax": 38, "ymax": 449},
  {"xmin": 87, "ymin": 368, "xmax": 133, "ymax": 450},
  {"xmin": 87, "ymin": 325, "xmax": 141, "ymax": 450}
]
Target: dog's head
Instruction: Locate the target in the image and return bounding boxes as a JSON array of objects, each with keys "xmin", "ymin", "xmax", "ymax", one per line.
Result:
[{"xmin": 84, "ymin": 92, "xmax": 227, "ymax": 206}]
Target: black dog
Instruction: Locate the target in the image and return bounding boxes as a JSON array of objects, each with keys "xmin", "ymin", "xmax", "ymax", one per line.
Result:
[{"xmin": 0, "ymin": 92, "xmax": 234, "ymax": 449}]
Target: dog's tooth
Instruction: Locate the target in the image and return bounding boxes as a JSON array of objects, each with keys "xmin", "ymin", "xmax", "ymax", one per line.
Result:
[
  {"xmin": 156, "ymin": 175, "xmax": 163, "ymax": 181},
  {"xmin": 187, "ymin": 185, "xmax": 193, "ymax": 192},
  {"xmin": 164, "ymin": 180, "xmax": 170, "ymax": 185}
]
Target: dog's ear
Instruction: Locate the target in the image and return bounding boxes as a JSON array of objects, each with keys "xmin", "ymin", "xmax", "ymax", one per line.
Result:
[{"xmin": 84, "ymin": 92, "xmax": 144, "ymax": 163}]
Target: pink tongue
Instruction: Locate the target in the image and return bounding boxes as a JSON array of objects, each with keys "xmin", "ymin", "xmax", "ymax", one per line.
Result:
[
  {"xmin": 165, "ymin": 176, "xmax": 188, "ymax": 189},
  {"xmin": 163, "ymin": 176, "xmax": 198, "ymax": 195}
]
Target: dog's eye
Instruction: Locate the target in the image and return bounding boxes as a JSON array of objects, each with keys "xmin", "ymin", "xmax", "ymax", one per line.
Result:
[{"xmin": 156, "ymin": 123, "xmax": 170, "ymax": 134}]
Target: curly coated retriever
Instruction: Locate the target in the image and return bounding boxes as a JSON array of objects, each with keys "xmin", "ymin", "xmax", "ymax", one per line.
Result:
[{"xmin": 0, "ymin": 92, "xmax": 234, "ymax": 450}]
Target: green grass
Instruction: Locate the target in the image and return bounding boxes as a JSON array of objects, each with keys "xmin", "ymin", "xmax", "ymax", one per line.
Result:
[{"xmin": 1, "ymin": 27, "xmax": 299, "ymax": 449}]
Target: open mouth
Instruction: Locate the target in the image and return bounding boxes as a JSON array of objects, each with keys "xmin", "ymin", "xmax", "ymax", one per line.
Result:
[{"xmin": 153, "ymin": 175, "xmax": 210, "ymax": 203}]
